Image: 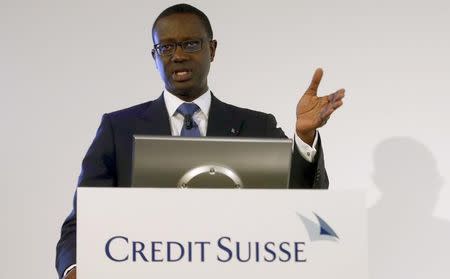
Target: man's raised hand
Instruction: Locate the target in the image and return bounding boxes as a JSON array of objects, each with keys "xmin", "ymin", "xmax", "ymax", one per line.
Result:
[{"xmin": 296, "ymin": 68, "xmax": 345, "ymax": 145}]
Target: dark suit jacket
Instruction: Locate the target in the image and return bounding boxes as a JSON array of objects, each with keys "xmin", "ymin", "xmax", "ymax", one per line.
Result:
[{"xmin": 55, "ymin": 94, "xmax": 328, "ymax": 278}]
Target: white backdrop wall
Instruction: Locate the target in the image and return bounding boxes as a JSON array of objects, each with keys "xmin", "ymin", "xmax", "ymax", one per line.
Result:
[{"xmin": 1, "ymin": 0, "xmax": 449, "ymax": 278}]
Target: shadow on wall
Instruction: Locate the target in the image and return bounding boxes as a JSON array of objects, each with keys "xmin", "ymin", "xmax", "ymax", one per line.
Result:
[{"xmin": 369, "ymin": 137, "xmax": 450, "ymax": 279}]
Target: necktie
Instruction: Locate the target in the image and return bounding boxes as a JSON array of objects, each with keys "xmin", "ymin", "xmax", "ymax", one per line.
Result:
[{"xmin": 176, "ymin": 103, "xmax": 201, "ymax": 137}]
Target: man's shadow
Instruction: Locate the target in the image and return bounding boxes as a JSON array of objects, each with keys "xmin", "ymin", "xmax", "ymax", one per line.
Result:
[{"xmin": 369, "ymin": 137, "xmax": 450, "ymax": 279}]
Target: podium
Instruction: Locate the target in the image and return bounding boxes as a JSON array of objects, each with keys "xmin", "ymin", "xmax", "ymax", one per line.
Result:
[{"xmin": 78, "ymin": 188, "xmax": 367, "ymax": 279}]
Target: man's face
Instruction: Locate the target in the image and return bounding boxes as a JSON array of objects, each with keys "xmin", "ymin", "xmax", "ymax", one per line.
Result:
[{"xmin": 152, "ymin": 13, "xmax": 216, "ymax": 101}]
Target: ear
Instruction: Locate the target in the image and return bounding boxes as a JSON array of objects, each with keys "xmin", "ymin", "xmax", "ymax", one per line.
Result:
[{"xmin": 209, "ymin": 40, "xmax": 217, "ymax": 62}]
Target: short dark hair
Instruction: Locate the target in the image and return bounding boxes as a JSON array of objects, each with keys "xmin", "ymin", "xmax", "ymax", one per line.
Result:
[{"xmin": 152, "ymin": 3, "xmax": 213, "ymax": 43}]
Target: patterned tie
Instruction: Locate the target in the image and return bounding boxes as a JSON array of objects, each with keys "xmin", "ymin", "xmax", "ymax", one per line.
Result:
[{"xmin": 176, "ymin": 103, "xmax": 201, "ymax": 137}]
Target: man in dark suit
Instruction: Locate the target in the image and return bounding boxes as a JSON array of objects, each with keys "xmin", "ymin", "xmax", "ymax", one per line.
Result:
[{"xmin": 56, "ymin": 4, "xmax": 345, "ymax": 279}]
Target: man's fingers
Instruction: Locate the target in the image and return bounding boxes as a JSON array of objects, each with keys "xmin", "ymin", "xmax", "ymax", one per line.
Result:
[
  {"xmin": 326, "ymin": 89, "xmax": 345, "ymax": 111},
  {"xmin": 324, "ymin": 107, "xmax": 334, "ymax": 119},
  {"xmin": 319, "ymin": 103, "xmax": 333, "ymax": 119},
  {"xmin": 318, "ymin": 96, "xmax": 343, "ymax": 127},
  {"xmin": 328, "ymin": 89, "xmax": 345, "ymax": 102},
  {"xmin": 332, "ymin": 100, "xmax": 343, "ymax": 110},
  {"xmin": 305, "ymin": 68, "xmax": 323, "ymax": 95}
]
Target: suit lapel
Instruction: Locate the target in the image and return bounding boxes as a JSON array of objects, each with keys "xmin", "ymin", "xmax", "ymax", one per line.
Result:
[
  {"xmin": 207, "ymin": 94, "xmax": 243, "ymax": 137},
  {"xmin": 136, "ymin": 93, "xmax": 171, "ymax": 136},
  {"xmin": 133, "ymin": 93, "xmax": 243, "ymax": 137}
]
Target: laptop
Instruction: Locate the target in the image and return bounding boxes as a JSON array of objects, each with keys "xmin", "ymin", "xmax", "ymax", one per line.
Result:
[{"xmin": 131, "ymin": 136, "xmax": 292, "ymax": 189}]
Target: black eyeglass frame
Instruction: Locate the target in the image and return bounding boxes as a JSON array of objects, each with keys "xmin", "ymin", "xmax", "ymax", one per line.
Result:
[{"xmin": 152, "ymin": 38, "xmax": 214, "ymax": 56}]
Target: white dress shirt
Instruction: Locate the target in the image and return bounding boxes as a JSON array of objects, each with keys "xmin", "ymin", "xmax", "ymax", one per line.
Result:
[{"xmin": 164, "ymin": 88, "xmax": 211, "ymax": 136}]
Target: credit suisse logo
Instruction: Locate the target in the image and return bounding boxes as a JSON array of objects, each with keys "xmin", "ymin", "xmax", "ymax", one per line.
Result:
[{"xmin": 104, "ymin": 212, "xmax": 339, "ymax": 263}]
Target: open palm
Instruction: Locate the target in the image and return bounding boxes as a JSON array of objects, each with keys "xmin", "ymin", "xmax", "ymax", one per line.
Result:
[{"xmin": 296, "ymin": 68, "xmax": 345, "ymax": 144}]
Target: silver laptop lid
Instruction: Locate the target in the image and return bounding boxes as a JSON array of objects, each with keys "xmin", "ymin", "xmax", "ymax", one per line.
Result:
[{"xmin": 132, "ymin": 136, "xmax": 292, "ymax": 189}]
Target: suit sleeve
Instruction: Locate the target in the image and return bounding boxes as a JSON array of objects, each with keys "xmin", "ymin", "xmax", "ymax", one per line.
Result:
[
  {"xmin": 55, "ymin": 114, "xmax": 117, "ymax": 278},
  {"xmin": 264, "ymin": 114, "xmax": 329, "ymax": 189}
]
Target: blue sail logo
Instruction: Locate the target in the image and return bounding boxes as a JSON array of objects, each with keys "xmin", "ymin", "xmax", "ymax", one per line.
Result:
[{"xmin": 297, "ymin": 212, "xmax": 339, "ymax": 241}]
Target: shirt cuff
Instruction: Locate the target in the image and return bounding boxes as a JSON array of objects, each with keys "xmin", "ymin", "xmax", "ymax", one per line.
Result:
[
  {"xmin": 294, "ymin": 131, "xmax": 318, "ymax": 163},
  {"xmin": 63, "ymin": 264, "xmax": 76, "ymax": 278}
]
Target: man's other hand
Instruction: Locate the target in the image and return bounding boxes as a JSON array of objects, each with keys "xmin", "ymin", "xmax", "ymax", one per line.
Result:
[{"xmin": 296, "ymin": 68, "xmax": 345, "ymax": 145}]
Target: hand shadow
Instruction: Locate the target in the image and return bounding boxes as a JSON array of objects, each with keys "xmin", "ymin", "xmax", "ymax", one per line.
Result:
[{"xmin": 369, "ymin": 137, "xmax": 450, "ymax": 279}]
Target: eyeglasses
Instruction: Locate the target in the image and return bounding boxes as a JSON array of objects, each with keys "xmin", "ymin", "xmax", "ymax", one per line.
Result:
[{"xmin": 153, "ymin": 39, "xmax": 207, "ymax": 56}]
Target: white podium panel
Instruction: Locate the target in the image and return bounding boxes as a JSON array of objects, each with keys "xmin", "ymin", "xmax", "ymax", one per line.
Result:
[{"xmin": 78, "ymin": 188, "xmax": 367, "ymax": 279}]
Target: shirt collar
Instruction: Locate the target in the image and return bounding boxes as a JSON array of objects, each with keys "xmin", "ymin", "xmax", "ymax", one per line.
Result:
[{"xmin": 163, "ymin": 89, "xmax": 211, "ymax": 118}]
